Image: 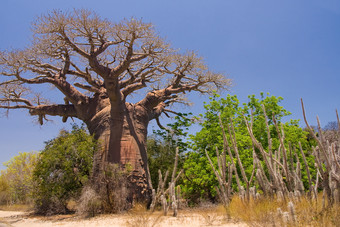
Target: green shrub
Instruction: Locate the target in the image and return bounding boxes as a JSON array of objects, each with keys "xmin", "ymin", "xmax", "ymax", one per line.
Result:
[{"xmin": 33, "ymin": 124, "xmax": 96, "ymax": 215}]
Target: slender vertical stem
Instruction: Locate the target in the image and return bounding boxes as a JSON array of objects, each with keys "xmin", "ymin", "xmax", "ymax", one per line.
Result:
[
  {"xmin": 301, "ymin": 99, "xmax": 330, "ymax": 169},
  {"xmin": 298, "ymin": 142, "xmax": 313, "ymax": 195},
  {"xmin": 228, "ymin": 117, "xmax": 248, "ymax": 186}
]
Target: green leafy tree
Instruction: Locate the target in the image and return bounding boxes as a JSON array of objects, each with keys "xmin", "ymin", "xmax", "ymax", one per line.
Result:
[
  {"xmin": 147, "ymin": 113, "xmax": 192, "ymax": 188},
  {"xmin": 33, "ymin": 124, "xmax": 97, "ymax": 215},
  {"xmin": 182, "ymin": 93, "xmax": 316, "ymax": 202},
  {"xmin": 0, "ymin": 152, "xmax": 38, "ymax": 204}
]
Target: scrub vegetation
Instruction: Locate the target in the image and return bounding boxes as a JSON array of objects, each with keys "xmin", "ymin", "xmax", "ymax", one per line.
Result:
[
  {"xmin": 0, "ymin": 93, "xmax": 338, "ymax": 226},
  {"xmin": 0, "ymin": 9, "xmax": 339, "ymax": 227}
]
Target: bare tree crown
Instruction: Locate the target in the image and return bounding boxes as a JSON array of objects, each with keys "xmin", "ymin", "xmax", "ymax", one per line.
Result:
[{"xmin": 0, "ymin": 9, "xmax": 231, "ymax": 124}]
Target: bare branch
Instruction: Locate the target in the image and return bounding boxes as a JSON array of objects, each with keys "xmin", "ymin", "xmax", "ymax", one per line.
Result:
[
  {"xmin": 301, "ymin": 98, "xmax": 331, "ymax": 169},
  {"xmin": 121, "ymin": 81, "xmax": 146, "ymax": 97},
  {"xmin": 336, "ymin": 109, "xmax": 340, "ymax": 131},
  {"xmin": 74, "ymin": 82, "xmax": 100, "ymax": 93},
  {"xmin": 29, "ymin": 104, "xmax": 77, "ymax": 118},
  {"xmin": 1, "ymin": 9, "xmax": 231, "ymax": 136},
  {"xmin": 155, "ymin": 117, "xmax": 167, "ymax": 130},
  {"xmin": 0, "ymin": 105, "xmax": 34, "ymax": 110},
  {"xmin": 0, "ymin": 98, "xmax": 32, "ymax": 107}
]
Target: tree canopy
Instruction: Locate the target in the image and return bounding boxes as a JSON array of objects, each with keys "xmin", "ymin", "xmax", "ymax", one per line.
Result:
[
  {"xmin": 0, "ymin": 9, "xmax": 230, "ymax": 125},
  {"xmin": 0, "ymin": 9, "xmax": 231, "ymax": 206}
]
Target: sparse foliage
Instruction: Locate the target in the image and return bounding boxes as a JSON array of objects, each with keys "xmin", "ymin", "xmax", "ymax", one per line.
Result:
[
  {"xmin": 0, "ymin": 152, "xmax": 38, "ymax": 204},
  {"xmin": 148, "ymin": 112, "xmax": 191, "ymax": 188}
]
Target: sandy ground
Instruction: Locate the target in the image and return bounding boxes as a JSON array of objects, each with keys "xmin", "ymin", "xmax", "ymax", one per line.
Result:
[{"xmin": 0, "ymin": 210, "xmax": 247, "ymax": 227}]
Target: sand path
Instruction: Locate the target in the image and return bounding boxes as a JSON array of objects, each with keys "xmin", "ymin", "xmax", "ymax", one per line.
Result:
[{"xmin": 0, "ymin": 210, "xmax": 246, "ymax": 227}]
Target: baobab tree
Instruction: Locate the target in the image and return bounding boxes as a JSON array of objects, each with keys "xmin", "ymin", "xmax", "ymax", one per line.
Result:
[{"xmin": 0, "ymin": 10, "xmax": 231, "ymax": 201}]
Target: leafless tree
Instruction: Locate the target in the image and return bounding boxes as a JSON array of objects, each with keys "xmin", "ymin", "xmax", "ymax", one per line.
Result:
[{"xmin": 0, "ymin": 9, "xmax": 231, "ymax": 202}]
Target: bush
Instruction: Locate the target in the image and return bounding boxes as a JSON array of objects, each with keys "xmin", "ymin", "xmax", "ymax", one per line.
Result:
[
  {"xmin": 99, "ymin": 163, "xmax": 131, "ymax": 212},
  {"xmin": 76, "ymin": 186, "xmax": 101, "ymax": 217},
  {"xmin": 33, "ymin": 124, "xmax": 96, "ymax": 215},
  {"xmin": 77, "ymin": 163, "xmax": 131, "ymax": 216}
]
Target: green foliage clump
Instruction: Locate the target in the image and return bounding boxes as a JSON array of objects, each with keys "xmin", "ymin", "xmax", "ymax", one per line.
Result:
[
  {"xmin": 0, "ymin": 152, "xmax": 38, "ymax": 204},
  {"xmin": 33, "ymin": 124, "xmax": 97, "ymax": 215},
  {"xmin": 148, "ymin": 113, "xmax": 192, "ymax": 188},
  {"xmin": 181, "ymin": 93, "xmax": 316, "ymax": 202}
]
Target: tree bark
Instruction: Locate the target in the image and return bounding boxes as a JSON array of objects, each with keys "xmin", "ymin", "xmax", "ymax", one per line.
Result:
[{"xmin": 85, "ymin": 98, "xmax": 152, "ymax": 202}]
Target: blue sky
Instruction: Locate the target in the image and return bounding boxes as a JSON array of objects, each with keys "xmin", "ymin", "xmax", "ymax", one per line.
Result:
[{"xmin": 0, "ymin": 0, "xmax": 339, "ymax": 168}]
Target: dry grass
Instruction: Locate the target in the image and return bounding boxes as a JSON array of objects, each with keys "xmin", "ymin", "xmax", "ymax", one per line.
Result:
[
  {"xmin": 294, "ymin": 195, "xmax": 340, "ymax": 227},
  {"xmin": 228, "ymin": 196, "xmax": 280, "ymax": 226},
  {"xmin": 194, "ymin": 205, "xmax": 230, "ymax": 226},
  {"xmin": 1, "ymin": 195, "xmax": 339, "ymax": 227},
  {"xmin": 125, "ymin": 203, "xmax": 163, "ymax": 227},
  {"xmin": 126, "ymin": 203, "xmax": 242, "ymax": 227},
  {"xmin": 227, "ymin": 194, "xmax": 340, "ymax": 227},
  {"xmin": 0, "ymin": 204, "xmax": 32, "ymax": 212}
]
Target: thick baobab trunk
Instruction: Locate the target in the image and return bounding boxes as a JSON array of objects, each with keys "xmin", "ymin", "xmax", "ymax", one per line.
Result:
[{"xmin": 85, "ymin": 101, "xmax": 152, "ymax": 202}]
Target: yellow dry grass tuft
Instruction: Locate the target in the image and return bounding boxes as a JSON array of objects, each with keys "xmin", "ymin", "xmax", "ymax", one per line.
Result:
[
  {"xmin": 294, "ymin": 194, "xmax": 340, "ymax": 227},
  {"xmin": 0, "ymin": 204, "xmax": 32, "ymax": 212},
  {"xmin": 125, "ymin": 203, "xmax": 163, "ymax": 227},
  {"xmin": 227, "ymin": 194, "xmax": 340, "ymax": 227},
  {"xmin": 228, "ymin": 196, "xmax": 281, "ymax": 226}
]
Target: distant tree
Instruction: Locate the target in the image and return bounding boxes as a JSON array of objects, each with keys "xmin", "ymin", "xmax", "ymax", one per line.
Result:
[
  {"xmin": 0, "ymin": 152, "xmax": 38, "ymax": 204},
  {"xmin": 0, "ymin": 173, "xmax": 10, "ymax": 204},
  {"xmin": 323, "ymin": 121, "xmax": 338, "ymax": 131},
  {"xmin": 322, "ymin": 121, "xmax": 338, "ymax": 145},
  {"xmin": 33, "ymin": 125, "xmax": 96, "ymax": 215},
  {"xmin": 0, "ymin": 9, "xmax": 230, "ymax": 201}
]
